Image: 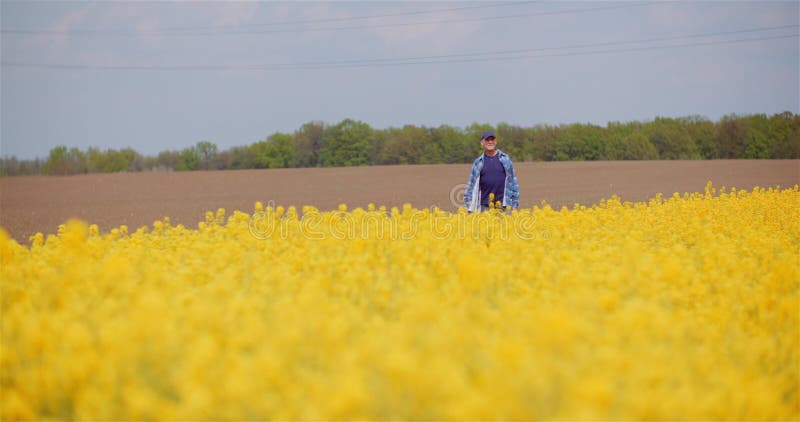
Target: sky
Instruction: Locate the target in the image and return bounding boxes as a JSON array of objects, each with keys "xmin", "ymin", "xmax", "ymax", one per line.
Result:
[{"xmin": 1, "ymin": 0, "xmax": 798, "ymax": 160}]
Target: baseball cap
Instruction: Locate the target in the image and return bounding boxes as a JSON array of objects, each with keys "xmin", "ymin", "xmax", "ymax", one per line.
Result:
[{"xmin": 481, "ymin": 130, "xmax": 496, "ymax": 140}]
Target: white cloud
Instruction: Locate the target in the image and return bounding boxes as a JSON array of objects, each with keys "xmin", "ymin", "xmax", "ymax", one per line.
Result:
[
  {"xmin": 209, "ymin": 1, "xmax": 260, "ymax": 28},
  {"xmin": 34, "ymin": 4, "xmax": 94, "ymax": 48},
  {"xmin": 371, "ymin": 7, "xmax": 479, "ymax": 54},
  {"xmin": 292, "ymin": 3, "xmax": 354, "ymax": 44}
]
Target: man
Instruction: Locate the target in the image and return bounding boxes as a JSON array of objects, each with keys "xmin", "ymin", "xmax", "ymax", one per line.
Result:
[{"xmin": 464, "ymin": 130, "xmax": 520, "ymax": 212}]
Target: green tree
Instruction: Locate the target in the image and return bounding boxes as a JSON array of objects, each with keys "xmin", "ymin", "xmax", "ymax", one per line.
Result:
[
  {"xmin": 1, "ymin": 157, "xmax": 42, "ymax": 176},
  {"xmin": 99, "ymin": 148, "xmax": 136, "ymax": 172},
  {"xmin": 378, "ymin": 127, "xmax": 408, "ymax": 165},
  {"xmin": 156, "ymin": 150, "xmax": 180, "ymax": 171},
  {"xmin": 177, "ymin": 146, "xmax": 199, "ymax": 171},
  {"xmin": 43, "ymin": 146, "xmax": 69, "ymax": 175},
  {"xmin": 715, "ymin": 114, "xmax": 748, "ymax": 158},
  {"xmin": 603, "ymin": 122, "xmax": 636, "ymax": 160},
  {"xmin": 768, "ymin": 111, "xmax": 800, "ymax": 158},
  {"xmin": 293, "ymin": 121, "xmax": 325, "ymax": 167},
  {"xmin": 0, "ymin": 157, "xmax": 18, "ymax": 176},
  {"xmin": 23, "ymin": 112, "xmax": 800, "ymax": 175},
  {"xmin": 495, "ymin": 123, "xmax": 529, "ymax": 161},
  {"xmin": 681, "ymin": 116, "xmax": 716, "ymax": 159},
  {"xmin": 252, "ymin": 133, "xmax": 295, "ymax": 168},
  {"xmin": 645, "ymin": 117, "xmax": 699, "ymax": 159},
  {"xmin": 66, "ymin": 147, "xmax": 87, "ymax": 173},
  {"xmin": 319, "ymin": 119, "xmax": 373, "ymax": 167},
  {"xmin": 121, "ymin": 148, "xmax": 140, "ymax": 172},
  {"xmin": 419, "ymin": 127, "xmax": 445, "ymax": 164},
  {"xmin": 530, "ymin": 124, "xmax": 558, "ymax": 161},
  {"xmin": 743, "ymin": 114, "xmax": 771, "ymax": 159},
  {"xmin": 431, "ymin": 125, "xmax": 469, "ymax": 164},
  {"xmin": 196, "ymin": 141, "xmax": 218, "ymax": 170},
  {"xmin": 379, "ymin": 125, "xmax": 430, "ymax": 165},
  {"xmin": 622, "ymin": 132, "xmax": 659, "ymax": 160},
  {"xmin": 140, "ymin": 154, "xmax": 159, "ymax": 171},
  {"xmin": 555, "ymin": 123, "xmax": 605, "ymax": 161},
  {"xmin": 85, "ymin": 147, "xmax": 103, "ymax": 173}
]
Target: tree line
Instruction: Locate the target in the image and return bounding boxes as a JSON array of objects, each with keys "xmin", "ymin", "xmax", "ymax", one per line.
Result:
[{"xmin": 1, "ymin": 112, "xmax": 797, "ymax": 176}]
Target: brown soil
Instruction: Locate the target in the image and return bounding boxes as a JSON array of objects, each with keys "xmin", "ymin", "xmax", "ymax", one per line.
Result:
[{"xmin": 1, "ymin": 160, "xmax": 797, "ymax": 244}]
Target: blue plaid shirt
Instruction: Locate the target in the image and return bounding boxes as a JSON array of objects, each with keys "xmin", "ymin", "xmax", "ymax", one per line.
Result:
[{"xmin": 464, "ymin": 149, "xmax": 520, "ymax": 211}]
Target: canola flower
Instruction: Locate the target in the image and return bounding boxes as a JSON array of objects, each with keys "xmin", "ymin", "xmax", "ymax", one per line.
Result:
[{"xmin": 1, "ymin": 183, "xmax": 798, "ymax": 420}]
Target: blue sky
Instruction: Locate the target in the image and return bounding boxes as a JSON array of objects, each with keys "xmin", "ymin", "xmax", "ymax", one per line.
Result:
[{"xmin": 1, "ymin": 1, "xmax": 798, "ymax": 160}]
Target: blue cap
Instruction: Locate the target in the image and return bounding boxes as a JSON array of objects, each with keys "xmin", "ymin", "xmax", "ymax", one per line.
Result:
[{"xmin": 481, "ymin": 130, "xmax": 496, "ymax": 140}]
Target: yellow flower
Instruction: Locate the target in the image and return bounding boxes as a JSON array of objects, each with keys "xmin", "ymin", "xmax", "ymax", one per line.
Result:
[{"xmin": 0, "ymin": 184, "xmax": 797, "ymax": 420}]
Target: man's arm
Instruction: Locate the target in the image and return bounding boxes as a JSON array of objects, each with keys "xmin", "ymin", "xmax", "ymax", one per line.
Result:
[
  {"xmin": 507, "ymin": 159, "xmax": 520, "ymax": 210},
  {"xmin": 464, "ymin": 161, "xmax": 479, "ymax": 211}
]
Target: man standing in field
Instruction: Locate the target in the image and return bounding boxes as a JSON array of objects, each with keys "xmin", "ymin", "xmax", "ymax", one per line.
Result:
[{"xmin": 464, "ymin": 130, "xmax": 520, "ymax": 212}]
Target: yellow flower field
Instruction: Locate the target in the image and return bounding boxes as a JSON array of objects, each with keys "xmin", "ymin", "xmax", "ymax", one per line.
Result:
[{"xmin": 1, "ymin": 183, "xmax": 798, "ymax": 420}]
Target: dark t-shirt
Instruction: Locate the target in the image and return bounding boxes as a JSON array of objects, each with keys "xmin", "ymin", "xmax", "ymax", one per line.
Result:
[{"xmin": 480, "ymin": 153, "xmax": 506, "ymax": 206}]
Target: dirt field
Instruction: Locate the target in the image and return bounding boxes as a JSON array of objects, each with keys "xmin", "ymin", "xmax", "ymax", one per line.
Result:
[{"xmin": 1, "ymin": 160, "xmax": 797, "ymax": 243}]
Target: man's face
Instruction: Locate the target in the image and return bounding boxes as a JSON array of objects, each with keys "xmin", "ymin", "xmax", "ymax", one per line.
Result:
[{"xmin": 481, "ymin": 136, "xmax": 497, "ymax": 153}]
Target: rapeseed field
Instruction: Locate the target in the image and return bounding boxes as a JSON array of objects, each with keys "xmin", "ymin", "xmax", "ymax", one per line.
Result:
[{"xmin": 1, "ymin": 183, "xmax": 798, "ymax": 420}]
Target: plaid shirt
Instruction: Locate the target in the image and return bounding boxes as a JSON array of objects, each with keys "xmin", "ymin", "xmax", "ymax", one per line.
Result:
[{"xmin": 464, "ymin": 149, "xmax": 520, "ymax": 212}]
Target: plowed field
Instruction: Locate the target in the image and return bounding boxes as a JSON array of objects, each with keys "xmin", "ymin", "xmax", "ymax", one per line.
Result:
[{"xmin": 1, "ymin": 160, "xmax": 797, "ymax": 243}]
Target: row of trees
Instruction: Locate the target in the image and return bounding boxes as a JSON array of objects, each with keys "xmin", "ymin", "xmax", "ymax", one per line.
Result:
[{"xmin": 2, "ymin": 112, "xmax": 797, "ymax": 176}]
